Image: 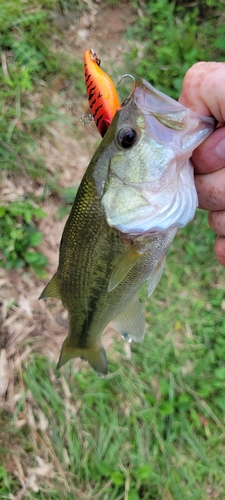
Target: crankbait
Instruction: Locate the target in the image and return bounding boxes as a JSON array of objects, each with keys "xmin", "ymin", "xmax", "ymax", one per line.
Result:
[{"xmin": 84, "ymin": 49, "xmax": 120, "ymax": 137}]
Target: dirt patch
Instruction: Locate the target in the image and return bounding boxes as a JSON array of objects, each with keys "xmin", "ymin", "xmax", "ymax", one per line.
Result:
[{"xmin": 39, "ymin": 2, "xmax": 137, "ymax": 187}]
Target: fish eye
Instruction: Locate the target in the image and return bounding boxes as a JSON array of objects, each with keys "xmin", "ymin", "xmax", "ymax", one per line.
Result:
[{"xmin": 117, "ymin": 127, "xmax": 138, "ymax": 149}]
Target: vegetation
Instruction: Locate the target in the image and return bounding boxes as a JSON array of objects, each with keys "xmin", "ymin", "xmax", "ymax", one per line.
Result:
[
  {"xmin": 0, "ymin": 200, "xmax": 48, "ymax": 275},
  {"xmin": 1, "ymin": 1, "xmax": 225, "ymax": 499},
  {"xmin": 127, "ymin": 0, "xmax": 225, "ymax": 96}
]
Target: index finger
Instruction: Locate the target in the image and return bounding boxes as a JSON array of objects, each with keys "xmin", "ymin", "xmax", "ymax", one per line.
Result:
[
  {"xmin": 179, "ymin": 62, "xmax": 225, "ymax": 174},
  {"xmin": 179, "ymin": 62, "xmax": 225, "ymax": 123}
]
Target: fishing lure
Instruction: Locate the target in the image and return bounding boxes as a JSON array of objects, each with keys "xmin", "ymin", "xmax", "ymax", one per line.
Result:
[{"xmin": 84, "ymin": 49, "xmax": 120, "ymax": 137}]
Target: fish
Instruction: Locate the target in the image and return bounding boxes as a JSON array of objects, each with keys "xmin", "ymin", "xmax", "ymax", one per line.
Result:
[
  {"xmin": 84, "ymin": 48, "xmax": 120, "ymax": 136},
  {"xmin": 40, "ymin": 77, "xmax": 216, "ymax": 375}
]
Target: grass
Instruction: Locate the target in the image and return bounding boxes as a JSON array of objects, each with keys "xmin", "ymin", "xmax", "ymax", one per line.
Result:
[
  {"xmin": 1, "ymin": 211, "xmax": 225, "ymax": 499},
  {"xmin": 0, "ymin": 0, "xmax": 85, "ymax": 180},
  {"xmin": 126, "ymin": 0, "xmax": 225, "ymax": 97},
  {"xmin": 1, "ymin": 0, "xmax": 225, "ymax": 499}
]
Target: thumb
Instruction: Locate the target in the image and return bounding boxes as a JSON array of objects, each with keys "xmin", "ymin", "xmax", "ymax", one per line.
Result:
[{"xmin": 179, "ymin": 61, "xmax": 225, "ymax": 123}]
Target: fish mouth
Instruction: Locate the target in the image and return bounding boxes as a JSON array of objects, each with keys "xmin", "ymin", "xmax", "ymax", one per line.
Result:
[
  {"xmin": 101, "ymin": 78, "xmax": 216, "ymax": 236},
  {"xmin": 132, "ymin": 78, "xmax": 216, "ymax": 128}
]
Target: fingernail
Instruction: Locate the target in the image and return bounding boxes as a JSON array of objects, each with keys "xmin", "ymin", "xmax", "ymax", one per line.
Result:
[{"xmin": 215, "ymin": 137, "xmax": 225, "ymax": 160}]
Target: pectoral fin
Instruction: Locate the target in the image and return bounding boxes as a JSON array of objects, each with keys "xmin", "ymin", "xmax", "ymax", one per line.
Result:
[
  {"xmin": 113, "ymin": 295, "xmax": 146, "ymax": 343},
  {"xmin": 108, "ymin": 244, "xmax": 142, "ymax": 292},
  {"xmin": 57, "ymin": 337, "xmax": 108, "ymax": 375},
  {"xmin": 147, "ymin": 253, "xmax": 166, "ymax": 297},
  {"xmin": 39, "ymin": 273, "xmax": 60, "ymax": 299}
]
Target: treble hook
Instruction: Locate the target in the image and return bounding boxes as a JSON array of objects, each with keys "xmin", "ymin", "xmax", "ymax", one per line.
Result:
[
  {"xmin": 117, "ymin": 74, "xmax": 135, "ymax": 87},
  {"xmin": 117, "ymin": 74, "xmax": 135, "ymax": 107}
]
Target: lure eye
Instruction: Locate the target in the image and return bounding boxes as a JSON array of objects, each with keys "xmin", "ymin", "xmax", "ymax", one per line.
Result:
[{"xmin": 117, "ymin": 127, "xmax": 138, "ymax": 149}]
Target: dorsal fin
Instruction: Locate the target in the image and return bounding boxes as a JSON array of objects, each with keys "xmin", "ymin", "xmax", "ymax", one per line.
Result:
[{"xmin": 39, "ymin": 273, "xmax": 60, "ymax": 299}]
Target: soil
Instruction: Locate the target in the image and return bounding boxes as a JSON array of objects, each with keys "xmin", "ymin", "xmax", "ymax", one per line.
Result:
[{"xmin": 0, "ymin": 2, "xmax": 137, "ymax": 404}]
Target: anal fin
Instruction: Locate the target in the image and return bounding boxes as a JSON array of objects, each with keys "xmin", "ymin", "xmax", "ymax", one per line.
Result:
[
  {"xmin": 39, "ymin": 273, "xmax": 60, "ymax": 299},
  {"xmin": 113, "ymin": 295, "xmax": 146, "ymax": 343}
]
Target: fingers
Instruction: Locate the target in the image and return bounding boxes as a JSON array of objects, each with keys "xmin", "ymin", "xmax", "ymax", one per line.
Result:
[
  {"xmin": 179, "ymin": 62, "xmax": 225, "ymax": 175},
  {"xmin": 208, "ymin": 212, "xmax": 225, "ymax": 265},
  {"xmin": 179, "ymin": 61, "xmax": 225, "ymax": 123},
  {"xmin": 208, "ymin": 210, "xmax": 225, "ymax": 237},
  {"xmin": 214, "ymin": 237, "xmax": 225, "ymax": 266},
  {"xmin": 179, "ymin": 62, "xmax": 225, "ymax": 266},
  {"xmin": 195, "ymin": 168, "xmax": 225, "ymax": 210}
]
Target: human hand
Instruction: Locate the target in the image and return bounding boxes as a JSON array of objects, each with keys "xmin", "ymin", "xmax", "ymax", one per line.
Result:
[{"xmin": 179, "ymin": 62, "xmax": 225, "ymax": 266}]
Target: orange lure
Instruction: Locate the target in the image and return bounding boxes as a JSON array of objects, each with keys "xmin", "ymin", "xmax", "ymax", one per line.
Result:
[{"xmin": 84, "ymin": 49, "xmax": 120, "ymax": 137}]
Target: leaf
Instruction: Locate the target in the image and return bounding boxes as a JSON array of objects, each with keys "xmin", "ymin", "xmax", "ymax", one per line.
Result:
[
  {"xmin": 128, "ymin": 490, "xmax": 139, "ymax": 500},
  {"xmin": 159, "ymin": 401, "xmax": 174, "ymax": 416},
  {"xmin": 57, "ymin": 206, "xmax": 70, "ymax": 220},
  {"xmin": 29, "ymin": 231, "xmax": 43, "ymax": 247},
  {"xmin": 136, "ymin": 464, "xmax": 152, "ymax": 480},
  {"xmin": 214, "ymin": 367, "xmax": 225, "ymax": 380},
  {"xmin": 215, "ymin": 36, "xmax": 225, "ymax": 52},
  {"xmin": 97, "ymin": 462, "xmax": 113, "ymax": 477},
  {"xmin": 111, "ymin": 471, "xmax": 124, "ymax": 486},
  {"xmin": 24, "ymin": 251, "xmax": 48, "ymax": 266},
  {"xmin": 61, "ymin": 187, "xmax": 78, "ymax": 204},
  {"xmin": 0, "ymin": 207, "xmax": 6, "ymax": 217},
  {"xmin": 177, "ymin": 393, "xmax": 192, "ymax": 410}
]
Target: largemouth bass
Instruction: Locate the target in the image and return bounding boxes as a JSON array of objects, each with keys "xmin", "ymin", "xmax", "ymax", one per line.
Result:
[{"xmin": 40, "ymin": 78, "xmax": 215, "ymax": 375}]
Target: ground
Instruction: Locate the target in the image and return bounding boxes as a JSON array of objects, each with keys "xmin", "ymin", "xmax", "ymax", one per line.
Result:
[
  {"xmin": 1, "ymin": 3, "xmax": 225, "ymax": 499},
  {"xmin": 0, "ymin": 2, "xmax": 136, "ymax": 488}
]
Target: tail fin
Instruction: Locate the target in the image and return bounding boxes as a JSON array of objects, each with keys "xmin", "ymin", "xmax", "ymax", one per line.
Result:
[{"xmin": 57, "ymin": 337, "xmax": 108, "ymax": 375}]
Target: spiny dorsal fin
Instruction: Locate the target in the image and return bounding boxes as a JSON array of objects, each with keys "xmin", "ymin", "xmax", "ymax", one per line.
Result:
[
  {"xmin": 113, "ymin": 295, "xmax": 146, "ymax": 343},
  {"xmin": 39, "ymin": 273, "xmax": 60, "ymax": 299},
  {"xmin": 108, "ymin": 244, "xmax": 142, "ymax": 292}
]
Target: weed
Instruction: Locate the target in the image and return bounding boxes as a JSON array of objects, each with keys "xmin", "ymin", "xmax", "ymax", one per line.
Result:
[
  {"xmin": 0, "ymin": 0, "xmax": 84, "ymax": 179},
  {"xmin": 0, "ymin": 200, "xmax": 48, "ymax": 276},
  {"xmin": 127, "ymin": 0, "xmax": 225, "ymax": 97},
  {"xmin": 0, "ymin": 465, "xmax": 13, "ymax": 496},
  {"xmin": 1, "ymin": 1, "xmax": 225, "ymax": 498}
]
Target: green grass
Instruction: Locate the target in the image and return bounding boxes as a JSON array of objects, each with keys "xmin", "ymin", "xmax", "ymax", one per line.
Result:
[
  {"xmin": 127, "ymin": 0, "xmax": 225, "ymax": 97},
  {"xmin": 0, "ymin": 200, "xmax": 48, "ymax": 275},
  {"xmin": 2, "ymin": 213, "xmax": 225, "ymax": 499},
  {"xmin": 1, "ymin": 0, "xmax": 225, "ymax": 498},
  {"xmin": 0, "ymin": 0, "xmax": 85, "ymax": 274},
  {"xmin": 0, "ymin": 0, "xmax": 85, "ymax": 180}
]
